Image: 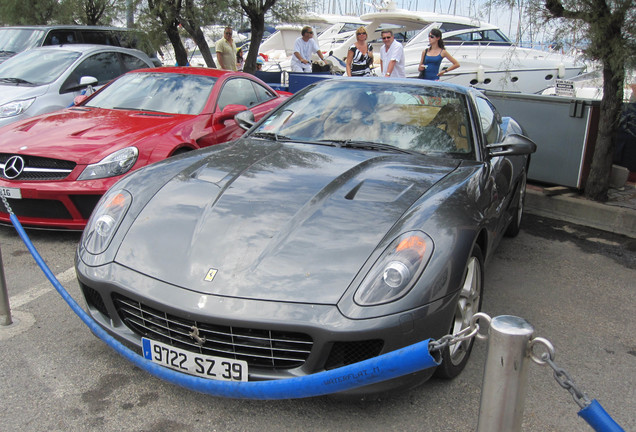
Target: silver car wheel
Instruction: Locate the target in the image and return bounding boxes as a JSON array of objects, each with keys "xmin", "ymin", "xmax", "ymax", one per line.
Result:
[{"xmin": 449, "ymin": 255, "xmax": 482, "ymax": 365}]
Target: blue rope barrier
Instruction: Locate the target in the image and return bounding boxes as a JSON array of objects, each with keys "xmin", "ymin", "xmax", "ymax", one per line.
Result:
[
  {"xmin": 578, "ymin": 400, "xmax": 626, "ymax": 432},
  {"xmin": 9, "ymin": 213, "xmax": 439, "ymax": 399}
]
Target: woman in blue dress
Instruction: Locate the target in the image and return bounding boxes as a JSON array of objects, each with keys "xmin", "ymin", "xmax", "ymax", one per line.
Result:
[{"xmin": 418, "ymin": 28, "xmax": 460, "ymax": 80}]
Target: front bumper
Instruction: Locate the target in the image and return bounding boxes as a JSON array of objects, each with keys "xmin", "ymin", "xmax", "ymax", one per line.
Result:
[
  {"xmin": 0, "ymin": 178, "xmax": 111, "ymax": 229},
  {"xmin": 76, "ymin": 260, "xmax": 457, "ymax": 395}
]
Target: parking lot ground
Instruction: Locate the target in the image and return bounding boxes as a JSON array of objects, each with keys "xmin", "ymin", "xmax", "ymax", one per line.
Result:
[{"xmin": 0, "ymin": 214, "xmax": 635, "ymax": 431}]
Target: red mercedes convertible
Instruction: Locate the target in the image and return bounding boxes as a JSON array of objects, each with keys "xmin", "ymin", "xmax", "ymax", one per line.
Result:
[{"xmin": 0, "ymin": 67, "xmax": 290, "ymax": 229}]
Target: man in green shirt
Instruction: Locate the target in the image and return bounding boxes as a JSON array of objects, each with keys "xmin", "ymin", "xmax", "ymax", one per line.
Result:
[{"xmin": 215, "ymin": 26, "xmax": 237, "ymax": 71}]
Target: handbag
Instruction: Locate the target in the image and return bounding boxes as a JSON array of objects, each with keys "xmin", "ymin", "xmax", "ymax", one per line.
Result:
[{"xmin": 418, "ymin": 48, "xmax": 428, "ymax": 79}]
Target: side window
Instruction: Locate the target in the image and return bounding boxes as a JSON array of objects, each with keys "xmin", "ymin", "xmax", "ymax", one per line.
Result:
[
  {"xmin": 251, "ymin": 81, "xmax": 276, "ymax": 103},
  {"xmin": 81, "ymin": 31, "xmax": 117, "ymax": 46},
  {"xmin": 45, "ymin": 30, "xmax": 78, "ymax": 45},
  {"xmin": 121, "ymin": 53, "xmax": 150, "ymax": 72},
  {"xmin": 61, "ymin": 52, "xmax": 122, "ymax": 93},
  {"xmin": 217, "ymin": 78, "xmax": 259, "ymax": 110},
  {"xmin": 474, "ymin": 97, "xmax": 501, "ymax": 145}
]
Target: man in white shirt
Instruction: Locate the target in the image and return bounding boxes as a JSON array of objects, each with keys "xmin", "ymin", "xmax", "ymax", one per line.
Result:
[
  {"xmin": 380, "ymin": 30, "xmax": 405, "ymax": 78},
  {"xmin": 291, "ymin": 26, "xmax": 325, "ymax": 73}
]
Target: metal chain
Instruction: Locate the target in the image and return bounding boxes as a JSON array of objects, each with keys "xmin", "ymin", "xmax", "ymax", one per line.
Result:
[
  {"xmin": 529, "ymin": 337, "xmax": 592, "ymax": 409},
  {"xmin": 429, "ymin": 312, "xmax": 491, "ymax": 352},
  {"xmin": 1, "ymin": 194, "xmax": 13, "ymax": 215}
]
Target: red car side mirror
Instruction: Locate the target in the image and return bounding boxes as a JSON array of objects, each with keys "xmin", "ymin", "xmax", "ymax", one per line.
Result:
[
  {"xmin": 74, "ymin": 94, "xmax": 89, "ymax": 105},
  {"xmin": 217, "ymin": 104, "xmax": 248, "ymax": 123}
]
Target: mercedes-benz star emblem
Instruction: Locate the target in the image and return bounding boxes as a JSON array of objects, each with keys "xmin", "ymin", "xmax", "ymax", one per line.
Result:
[{"xmin": 3, "ymin": 156, "xmax": 25, "ymax": 179}]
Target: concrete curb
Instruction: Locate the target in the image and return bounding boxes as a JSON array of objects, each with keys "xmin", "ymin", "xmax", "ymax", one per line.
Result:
[{"xmin": 525, "ymin": 187, "xmax": 636, "ymax": 239}]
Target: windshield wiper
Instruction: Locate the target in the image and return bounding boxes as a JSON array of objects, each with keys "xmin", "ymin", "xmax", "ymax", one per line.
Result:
[
  {"xmin": 252, "ymin": 131, "xmax": 292, "ymax": 142},
  {"xmin": 329, "ymin": 140, "xmax": 420, "ymax": 155},
  {"xmin": 0, "ymin": 77, "xmax": 34, "ymax": 85},
  {"xmin": 112, "ymin": 106, "xmax": 166, "ymax": 114}
]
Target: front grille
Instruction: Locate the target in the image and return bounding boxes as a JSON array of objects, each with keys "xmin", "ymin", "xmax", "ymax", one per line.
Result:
[
  {"xmin": 0, "ymin": 153, "xmax": 75, "ymax": 180},
  {"xmin": 324, "ymin": 340, "xmax": 384, "ymax": 370},
  {"xmin": 113, "ymin": 294, "xmax": 313, "ymax": 369},
  {"xmin": 70, "ymin": 195, "xmax": 102, "ymax": 219},
  {"xmin": 0, "ymin": 198, "xmax": 71, "ymax": 219}
]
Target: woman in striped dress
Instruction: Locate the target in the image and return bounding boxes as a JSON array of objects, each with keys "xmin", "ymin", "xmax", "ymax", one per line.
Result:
[{"xmin": 346, "ymin": 27, "xmax": 373, "ymax": 77}]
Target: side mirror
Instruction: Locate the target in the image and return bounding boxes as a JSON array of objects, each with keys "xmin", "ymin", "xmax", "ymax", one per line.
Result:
[
  {"xmin": 79, "ymin": 76, "xmax": 98, "ymax": 88},
  {"xmin": 487, "ymin": 134, "xmax": 537, "ymax": 157},
  {"xmin": 234, "ymin": 110, "xmax": 255, "ymax": 131},
  {"xmin": 61, "ymin": 75, "xmax": 99, "ymax": 94},
  {"xmin": 217, "ymin": 104, "xmax": 247, "ymax": 123},
  {"xmin": 73, "ymin": 94, "xmax": 89, "ymax": 105}
]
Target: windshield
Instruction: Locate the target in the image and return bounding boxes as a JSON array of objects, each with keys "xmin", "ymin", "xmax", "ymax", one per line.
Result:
[
  {"xmin": 254, "ymin": 80, "xmax": 474, "ymax": 156},
  {"xmin": 0, "ymin": 48, "xmax": 80, "ymax": 85},
  {"xmin": 0, "ymin": 28, "xmax": 46, "ymax": 54},
  {"xmin": 85, "ymin": 72, "xmax": 217, "ymax": 115}
]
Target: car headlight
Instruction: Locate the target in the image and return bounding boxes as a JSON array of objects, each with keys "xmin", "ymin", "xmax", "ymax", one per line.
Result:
[
  {"xmin": 78, "ymin": 147, "xmax": 139, "ymax": 180},
  {"xmin": 354, "ymin": 232, "xmax": 434, "ymax": 306},
  {"xmin": 82, "ymin": 189, "xmax": 132, "ymax": 254},
  {"xmin": 0, "ymin": 98, "xmax": 35, "ymax": 118}
]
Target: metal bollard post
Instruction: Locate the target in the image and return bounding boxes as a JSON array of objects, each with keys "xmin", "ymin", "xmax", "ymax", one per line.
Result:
[
  {"xmin": 477, "ymin": 315, "xmax": 535, "ymax": 432},
  {"xmin": 0, "ymin": 243, "xmax": 12, "ymax": 326}
]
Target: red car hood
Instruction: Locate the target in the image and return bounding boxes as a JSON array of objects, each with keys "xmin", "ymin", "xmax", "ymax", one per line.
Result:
[{"xmin": 0, "ymin": 107, "xmax": 191, "ymax": 163}]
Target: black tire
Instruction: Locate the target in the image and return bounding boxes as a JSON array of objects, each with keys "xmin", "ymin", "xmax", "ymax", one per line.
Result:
[
  {"xmin": 171, "ymin": 147, "xmax": 192, "ymax": 157},
  {"xmin": 434, "ymin": 244, "xmax": 484, "ymax": 379},
  {"xmin": 505, "ymin": 171, "xmax": 527, "ymax": 238}
]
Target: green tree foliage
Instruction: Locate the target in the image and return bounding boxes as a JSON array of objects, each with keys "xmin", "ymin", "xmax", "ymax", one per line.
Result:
[
  {"xmin": 0, "ymin": 0, "xmax": 58, "ymax": 25},
  {"xmin": 57, "ymin": 0, "xmax": 125, "ymax": 24},
  {"xmin": 235, "ymin": 0, "xmax": 308, "ymax": 73},
  {"xmin": 143, "ymin": 0, "xmax": 188, "ymax": 65},
  {"xmin": 179, "ymin": 0, "xmax": 229, "ymax": 68},
  {"xmin": 0, "ymin": 0, "xmax": 126, "ymax": 25},
  {"xmin": 138, "ymin": 0, "xmax": 229, "ymax": 67}
]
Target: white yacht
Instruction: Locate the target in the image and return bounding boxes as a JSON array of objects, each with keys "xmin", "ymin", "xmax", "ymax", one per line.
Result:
[
  {"xmin": 329, "ymin": 3, "xmax": 586, "ymax": 93},
  {"xmin": 259, "ymin": 14, "xmax": 367, "ymax": 71}
]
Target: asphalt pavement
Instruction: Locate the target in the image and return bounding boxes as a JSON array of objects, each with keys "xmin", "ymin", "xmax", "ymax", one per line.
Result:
[{"xmin": 1, "ymin": 182, "xmax": 635, "ymax": 431}]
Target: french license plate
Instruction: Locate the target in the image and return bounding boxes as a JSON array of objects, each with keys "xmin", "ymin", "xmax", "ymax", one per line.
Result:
[
  {"xmin": 142, "ymin": 338, "xmax": 248, "ymax": 382},
  {"xmin": 0, "ymin": 187, "xmax": 21, "ymax": 199}
]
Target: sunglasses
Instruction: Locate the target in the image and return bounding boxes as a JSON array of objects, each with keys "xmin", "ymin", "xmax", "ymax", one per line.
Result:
[
  {"xmin": 382, "ymin": 36, "xmax": 392, "ymax": 40},
  {"xmin": 356, "ymin": 32, "xmax": 367, "ymax": 36},
  {"xmin": 428, "ymin": 34, "xmax": 437, "ymax": 38},
  {"xmin": 307, "ymin": 31, "xmax": 313, "ymax": 34}
]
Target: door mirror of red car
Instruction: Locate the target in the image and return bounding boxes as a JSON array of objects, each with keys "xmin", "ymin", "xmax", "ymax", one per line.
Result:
[
  {"xmin": 234, "ymin": 110, "xmax": 255, "ymax": 131},
  {"xmin": 74, "ymin": 94, "xmax": 89, "ymax": 105},
  {"xmin": 217, "ymin": 104, "xmax": 248, "ymax": 123}
]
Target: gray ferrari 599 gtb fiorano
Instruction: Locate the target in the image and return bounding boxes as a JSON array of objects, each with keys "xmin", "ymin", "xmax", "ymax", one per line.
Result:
[{"xmin": 75, "ymin": 78, "xmax": 536, "ymax": 396}]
